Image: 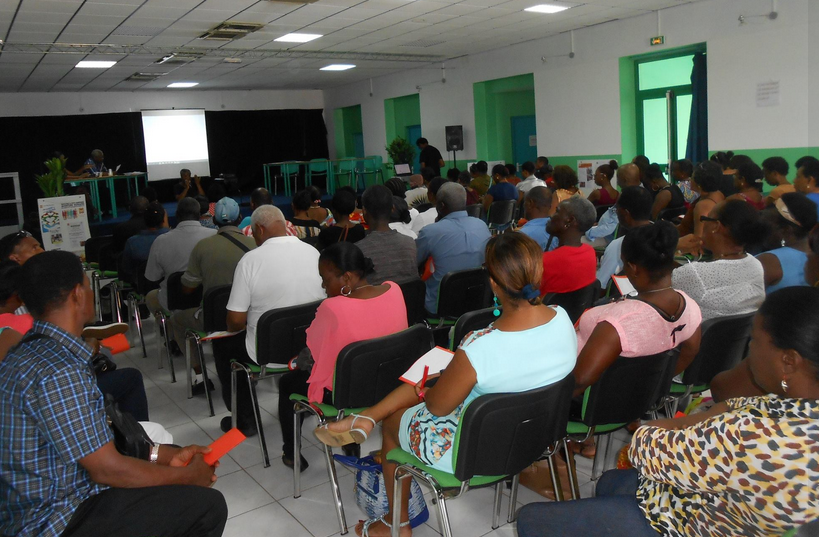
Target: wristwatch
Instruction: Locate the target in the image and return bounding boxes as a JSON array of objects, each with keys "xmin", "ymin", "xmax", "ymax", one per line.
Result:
[{"xmin": 150, "ymin": 443, "xmax": 160, "ymax": 464}]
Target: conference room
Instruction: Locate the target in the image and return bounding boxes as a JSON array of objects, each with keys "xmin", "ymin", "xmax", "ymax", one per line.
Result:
[{"xmin": 1, "ymin": 0, "xmax": 818, "ymax": 536}]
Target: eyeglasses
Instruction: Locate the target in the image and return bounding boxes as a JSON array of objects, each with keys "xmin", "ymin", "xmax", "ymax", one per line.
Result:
[{"xmin": 699, "ymin": 215, "xmax": 719, "ymax": 223}]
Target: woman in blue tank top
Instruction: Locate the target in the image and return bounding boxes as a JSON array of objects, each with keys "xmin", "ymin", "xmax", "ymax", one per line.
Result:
[{"xmin": 756, "ymin": 193, "xmax": 817, "ymax": 292}]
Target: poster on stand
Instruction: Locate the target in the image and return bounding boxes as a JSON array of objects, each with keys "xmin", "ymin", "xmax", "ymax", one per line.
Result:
[
  {"xmin": 38, "ymin": 195, "xmax": 91, "ymax": 258},
  {"xmin": 577, "ymin": 159, "xmax": 616, "ymax": 196}
]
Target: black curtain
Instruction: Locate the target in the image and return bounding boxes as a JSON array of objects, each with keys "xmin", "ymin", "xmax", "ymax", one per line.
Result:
[
  {"xmin": 0, "ymin": 108, "xmax": 328, "ymax": 216},
  {"xmin": 685, "ymin": 52, "xmax": 708, "ymax": 164}
]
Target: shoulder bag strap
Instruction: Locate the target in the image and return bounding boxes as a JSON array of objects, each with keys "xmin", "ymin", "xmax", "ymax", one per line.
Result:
[{"xmin": 220, "ymin": 231, "xmax": 251, "ymax": 253}]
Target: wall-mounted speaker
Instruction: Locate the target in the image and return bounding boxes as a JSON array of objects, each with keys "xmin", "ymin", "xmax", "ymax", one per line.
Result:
[{"xmin": 445, "ymin": 125, "xmax": 463, "ymax": 151}]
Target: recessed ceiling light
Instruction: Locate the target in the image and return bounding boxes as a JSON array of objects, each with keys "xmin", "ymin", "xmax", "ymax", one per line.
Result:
[
  {"xmin": 524, "ymin": 3, "xmax": 573, "ymax": 14},
  {"xmin": 167, "ymin": 82, "xmax": 199, "ymax": 88},
  {"xmin": 76, "ymin": 60, "xmax": 117, "ymax": 68},
  {"xmin": 320, "ymin": 64, "xmax": 355, "ymax": 71},
  {"xmin": 275, "ymin": 33, "xmax": 322, "ymax": 43}
]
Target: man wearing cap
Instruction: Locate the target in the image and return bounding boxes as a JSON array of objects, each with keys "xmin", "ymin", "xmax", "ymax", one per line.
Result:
[
  {"xmin": 144, "ymin": 198, "xmax": 215, "ymax": 321},
  {"xmin": 170, "ymin": 197, "xmax": 255, "ymax": 394}
]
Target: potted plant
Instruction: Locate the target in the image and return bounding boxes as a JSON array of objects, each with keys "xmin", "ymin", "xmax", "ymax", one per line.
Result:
[
  {"xmin": 35, "ymin": 156, "xmax": 66, "ymax": 198},
  {"xmin": 385, "ymin": 137, "xmax": 415, "ymax": 171}
]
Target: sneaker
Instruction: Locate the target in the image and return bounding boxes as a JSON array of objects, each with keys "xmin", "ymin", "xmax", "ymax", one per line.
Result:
[
  {"xmin": 82, "ymin": 322, "xmax": 128, "ymax": 340},
  {"xmin": 191, "ymin": 378, "xmax": 215, "ymax": 396},
  {"xmin": 220, "ymin": 415, "xmax": 257, "ymax": 438}
]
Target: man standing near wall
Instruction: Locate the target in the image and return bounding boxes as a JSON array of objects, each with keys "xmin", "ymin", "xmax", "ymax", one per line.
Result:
[{"xmin": 417, "ymin": 137, "xmax": 445, "ymax": 176}]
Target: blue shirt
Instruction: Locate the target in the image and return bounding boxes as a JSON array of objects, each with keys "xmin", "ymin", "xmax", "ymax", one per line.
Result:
[
  {"xmin": 84, "ymin": 158, "xmax": 107, "ymax": 175},
  {"xmin": 586, "ymin": 205, "xmax": 618, "ymax": 242},
  {"xmin": 416, "ymin": 211, "xmax": 491, "ymax": 313},
  {"xmin": 487, "ymin": 182, "xmax": 518, "ymax": 202},
  {"xmin": 238, "ymin": 216, "xmax": 252, "ymax": 230},
  {"xmin": 597, "ymin": 235, "xmax": 624, "ymax": 288},
  {"xmin": 0, "ymin": 321, "xmax": 113, "ymax": 537},
  {"xmin": 758, "ymin": 246, "xmax": 809, "ymax": 293},
  {"xmin": 807, "ymin": 193, "xmax": 819, "ymax": 219},
  {"xmin": 121, "ymin": 227, "xmax": 169, "ymax": 282},
  {"xmin": 519, "ymin": 217, "xmax": 558, "ymax": 252}
]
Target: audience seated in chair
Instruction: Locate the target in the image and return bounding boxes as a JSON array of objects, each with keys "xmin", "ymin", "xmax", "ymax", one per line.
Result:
[
  {"xmin": 144, "ymin": 197, "xmax": 216, "ymax": 323},
  {"xmin": 518, "ymin": 186, "xmax": 557, "ymax": 251},
  {"xmin": 482, "ymin": 164, "xmax": 518, "ymax": 214},
  {"xmin": 358, "ymin": 185, "xmax": 419, "ymax": 285},
  {"xmin": 597, "ymin": 186, "xmax": 654, "ymax": 289},
  {"xmin": 647, "ymin": 163, "xmax": 686, "ymax": 221},
  {"xmin": 587, "ymin": 160, "xmax": 620, "ymax": 207},
  {"xmin": 415, "ymin": 182, "xmax": 491, "ymax": 315},
  {"xmin": 388, "ymin": 195, "xmax": 418, "ymax": 239},
  {"xmin": 220, "ymin": 205, "xmax": 325, "ymax": 435},
  {"xmin": 0, "ymin": 230, "xmax": 45, "ymax": 266},
  {"xmin": 456, "ymin": 170, "xmax": 480, "ymax": 207},
  {"xmin": 278, "ymin": 242, "xmax": 408, "ymax": 469},
  {"xmin": 550, "ymin": 165, "xmax": 585, "ymax": 213},
  {"xmin": 727, "ymin": 161, "xmax": 766, "ymax": 210},
  {"xmin": 585, "ymin": 163, "xmax": 642, "ymax": 244},
  {"xmin": 676, "ymin": 161, "xmax": 725, "ymax": 239},
  {"xmin": 763, "ymin": 156, "xmax": 796, "ymax": 207},
  {"xmin": 670, "ymin": 158, "xmax": 698, "ymax": 205},
  {"xmin": 469, "ymin": 161, "xmax": 492, "ymax": 198},
  {"xmin": 120, "ymin": 202, "xmax": 169, "ymax": 285},
  {"xmin": 172, "ymin": 196, "xmax": 256, "ymax": 395},
  {"xmin": 241, "ymin": 187, "xmax": 299, "ymax": 238},
  {"xmin": 516, "ymin": 161, "xmax": 546, "ymax": 203},
  {"xmin": 672, "ymin": 199, "xmax": 766, "ymax": 321},
  {"xmin": 314, "ymin": 232, "xmax": 578, "ymax": 537},
  {"xmin": 111, "ymin": 195, "xmax": 149, "ymax": 253},
  {"xmin": 0, "ymin": 250, "xmax": 228, "ymax": 537},
  {"xmin": 306, "ymin": 185, "xmax": 331, "ymax": 225},
  {"xmin": 403, "ymin": 173, "xmax": 429, "ymax": 208},
  {"xmin": 756, "ymin": 192, "xmax": 817, "ymax": 292},
  {"xmin": 317, "ymin": 189, "xmax": 366, "ymax": 250},
  {"xmin": 0, "ymin": 261, "xmax": 28, "ymax": 358},
  {"xmin": 520, "ymin": 287, "xmax": 819, "ymax": 537},
  {"xmin": 290, "ymin": 188, "xmax": 323, "ymax": 240},
  {"xmin": 410, "ymin": 177, "xmax": 445, "ymax": 234},
  {"xmin": 794, "ymin": 158, "xmax": 819, "ymax": 217},
  {"xmin": 540, "ymin": 196, "xmax": 598, "ymax": 296}
]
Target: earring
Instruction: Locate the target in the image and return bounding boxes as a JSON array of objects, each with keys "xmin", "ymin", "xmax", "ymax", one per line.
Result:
[
  {"xmin": 341, "ymin": 285, "xmax": 352, "ymax": 297},
  {"xmin": 492, "ymin": 296, "xmax": 500, "ymax": 317},
  {"xmin": 781, "ymin": 239, "xmax": 786, "ymax": 247},
  {"xmin": 781, "ymin": 379, "xmax": 789, "ymax": 394}
]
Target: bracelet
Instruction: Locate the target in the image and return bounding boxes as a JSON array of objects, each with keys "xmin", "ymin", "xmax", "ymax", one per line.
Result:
[{"xmin": 150, "ymin": 443, "xmax": 160, "ymax": 464}]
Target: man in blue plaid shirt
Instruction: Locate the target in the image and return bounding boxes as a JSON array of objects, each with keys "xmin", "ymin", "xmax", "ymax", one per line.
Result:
[{"xmin": 0, "ymin": 251, "xmax": 227, "ymax": 537}]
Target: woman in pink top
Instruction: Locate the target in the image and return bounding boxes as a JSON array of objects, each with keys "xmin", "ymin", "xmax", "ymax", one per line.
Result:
[
  {"xmin": 277, "ymin": 242, "xmax": 408, "ymax": 469},
  {"xmin": 0, "ymin": 261, "xmax": 31, "ymax": 359}
]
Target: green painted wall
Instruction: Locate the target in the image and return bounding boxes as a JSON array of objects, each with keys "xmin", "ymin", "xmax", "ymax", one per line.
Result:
[
  {"xmin": 333, "ymin": 105, "xmax": 363, "ymax": 159},
  {"xmin": 384, "ymin": 93, "xmax": 421, "ymax": 146},
  {"xmin": 473, "ymin": 74, "xmax": 535, "ymax": 162},
  {"xmin": 619, "ymin": 57, "xmax": 638, "ymax": 163}
]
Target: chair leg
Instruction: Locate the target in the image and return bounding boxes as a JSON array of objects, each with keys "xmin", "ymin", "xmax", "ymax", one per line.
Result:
[
  {"xmin": 92, "ymin": 271, "xmax": 102, "ymax": 322},
  {"xmin": 395, "ymin": 465, "xmax": 453, "ymax": 537},
  {"xmin": 323, "ymin": 441, "xmax": 348, "ymax": 535},
  {"xmin": 159, "ymin": 313, "xmax": 175, "ymax": 382},
  {"xmin": 230, "ymin": 365, "xmax": 238, "ymax": 429},
  {"xmin": 562, "ymin": 438, "xmax": 581, "ymax": 500},
  {"xmin": 590, "ymin": 434, "xmax": 602, "ymax": 482},
  {"xmin": 198, "ymin": 338, "xmax": 214, "ymax": 417},
  {"xmin": 243, "ymin": 366, "xmax": 270, "ymax": 468},
  {"xmin": 602, "ymin": 432, "xmax": 614, "ymax": 474},
  {"xmin": 546, "ymin": 454, "xmax": 565, "ymax": 502},
  {"xmin": 185, "ymin": 333, "xmax": 193, "ymax": 399},
  {"xmin": 132, "ymin": 297, "xmax": 146, "ymax": 358},
  {"xmin": 507, "ymin": 474, "xmax": 520, "ymax": 523},
  {"xmin": 492, "ymin": 481, "xmax": 503, "ymax": 529}
]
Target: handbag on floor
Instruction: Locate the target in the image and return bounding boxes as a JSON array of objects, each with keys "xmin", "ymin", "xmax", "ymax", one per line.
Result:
[{"xmin": 334, "ymin": 455, "xmax": 429, "ymax": 528}]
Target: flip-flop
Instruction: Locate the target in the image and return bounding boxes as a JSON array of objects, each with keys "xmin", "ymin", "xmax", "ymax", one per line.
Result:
[
  {"xmin": 314, "ymin": 414, "xmax": 377, "ymax": 447},
  {"xmin": 359, "ymin": 516, "xmax": 409, "ymax": 537}
]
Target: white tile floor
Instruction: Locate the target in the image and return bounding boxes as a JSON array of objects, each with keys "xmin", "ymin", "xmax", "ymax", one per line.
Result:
[{"xmin": 117, "ymin": 316, "xmax": 633, "ymax": 537}]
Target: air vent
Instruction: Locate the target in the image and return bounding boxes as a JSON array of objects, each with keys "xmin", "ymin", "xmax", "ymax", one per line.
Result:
[
  {"xmin": 199, "ymin": 21, "xmax": 263, "ymax": 41},
  {"xmin": 126, "ymin": 72, "xmax": 166, "ymax": 81},
  {"xmin": 400, "ymin": 39, "xmax": 445, "ymax": 48},
  {"xmin": 155, "ymin": 52, "xmax": 205, "ymax": 64}
]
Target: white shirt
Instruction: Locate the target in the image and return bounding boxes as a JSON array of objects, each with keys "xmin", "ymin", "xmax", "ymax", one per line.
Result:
[
  {"xmin": 226, "ymin": 236, "xmax": 325, "ymax": 362},
  {"xmin": 516, "ymin": 177, "xmax": 547, "ymax": 195},
  {"xmin": 411, "ymin": 207, "xmax": 438, "ymax": 234},
  {"xmin": 671, "ymin": 255, "xmax": 766, "ymax": 321},
  {"xmin": 389, "ymin": 221, "xmax": 418, "ymax": 239}
]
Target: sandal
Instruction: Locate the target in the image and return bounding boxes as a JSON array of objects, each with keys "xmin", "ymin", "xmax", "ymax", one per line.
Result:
[
  {"xmin": 314, "ymin": 414, "xmax": 376, "ymax": 447},
  {"xmin": 360, "ymin": 516, "xmax": 409, "ymax": 537}
]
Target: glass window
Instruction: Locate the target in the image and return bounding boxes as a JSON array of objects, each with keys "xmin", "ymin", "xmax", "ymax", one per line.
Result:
[
  {"xmin": 676, "ymin": 94, "xmax": 693, "ymax": 161},
  {"xmin": 638, "ymin": 55, "xmax": 694, "ymax": 91},
  {"xmin": 642, "ymin": 98, "xmax": 668, "ymax": 165}
]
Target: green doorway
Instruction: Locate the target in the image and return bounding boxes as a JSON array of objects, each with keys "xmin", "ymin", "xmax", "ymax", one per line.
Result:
[
  {"xmin": 384, "ymin": 93, "xmax": 421, "ymax": 171},
  {"xmin": 473, "ymin": 74, "xmax": 536, "ymax": 164},
  {"xmin": 333, "ymin": 104, "xmax": 364, "ymax": 159}
]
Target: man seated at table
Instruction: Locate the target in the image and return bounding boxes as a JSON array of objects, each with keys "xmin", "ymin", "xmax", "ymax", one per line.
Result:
[
  {"xmin": 174, "ymin": 169, "xmax": 205, "ymax": 201},
  {"xmin": 84, "ymin": 149, "xmax": 108, "ymax": 176},
  {"xmin": 0, "ymin": 250, "xmax": 227, "ymax": 537}
]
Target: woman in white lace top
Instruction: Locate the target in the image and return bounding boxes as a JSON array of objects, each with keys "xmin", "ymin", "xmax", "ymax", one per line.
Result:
[{"xmin": 672, "ymin": 199, "xmax": 767, "ymax": 321}]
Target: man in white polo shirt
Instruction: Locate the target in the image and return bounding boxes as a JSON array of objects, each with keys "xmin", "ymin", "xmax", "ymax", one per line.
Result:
[{"xmin": 215, "ymin": 205, "xmax": 324, "ymax": 435}]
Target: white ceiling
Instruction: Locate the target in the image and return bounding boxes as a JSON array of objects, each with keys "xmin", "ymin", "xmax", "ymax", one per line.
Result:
[{"xmin": 0, "ymin": 0, "xmax": 698, "ymax": 92}]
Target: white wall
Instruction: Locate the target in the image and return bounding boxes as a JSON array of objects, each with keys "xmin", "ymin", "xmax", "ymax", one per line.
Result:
[
  {"xmin": 323, "ymin": 0, "xmax": 812, "ymax": 162},
  {"xmin": 808, "ymin": 0, "xmax": 819, "ymax": 149},
  {"xmin": 0, "ymin": 89, "xmax": 324, "ymax": 117}
]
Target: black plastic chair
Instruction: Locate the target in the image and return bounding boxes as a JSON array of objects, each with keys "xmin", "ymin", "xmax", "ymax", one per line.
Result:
[
  {"xmin": 657, "ymin": 206, "xmax": 687, "ymax": 222},
  {"xmin": 564, "ymin": 349, "xmax": 679, "ymax": 497},
  {"xmin": 487, "ymin": 200, "xmax": 516, "ymax": 234},
  {"xmin": 543, "ymin": 280, "xmax": 602, "ymax": 324},
  {"xmin": 84, "ymin": 235, "xmax": 112, "ymax": 268},
  {"xmin": 595, "ymin": 204, "xmax": 614, "ymax": 222},
  {"xmin": 388, "ymin": 375, "xmax": 575, "ymax": 536},
  {"xmin": 665, "ymin": 312, "xmax": 755, "ymax": 415},
  {"xmin": 431, "ymin": 268, "xmax": 493, "ymax": 327},
  {"xmin": 399, "ymin": 278, "xmax": 426, "ymax": 326},
  {"xmin": 449, "ymin": 306, "xmax": 498, "ymax": 351},
  {"xmin": 232, "ymin": 299, "xmax": 323, "ymax": 468},
  {"xmin": 465, "ymin": 204, "xmax": 483, "ymax": 219},
  {"xmin": 185, "ymin": 285, "xmax": 233, "ymax": 417},
  {"xmin": 291, "ymin": 324, "xmax": 435, "ymax": 534}
]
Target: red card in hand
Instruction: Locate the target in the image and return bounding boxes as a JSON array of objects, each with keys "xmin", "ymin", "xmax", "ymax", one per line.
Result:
[{"xmin": 203, "ymin": 428, "xmax": 246, "ymax": 466}]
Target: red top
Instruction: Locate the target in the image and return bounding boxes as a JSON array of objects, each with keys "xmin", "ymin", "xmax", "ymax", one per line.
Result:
[
  {"xmin": 0, "ymin": 313, "xmax": 34, "ymax": 334},
  {"xmin": 465, "ymin": 188, "xmax": 481, "ymax": 207},
  {"xmin": 595, "ymin": 188, "xmax": 618, "ymax": 206},
  {"xmin": 540, "ymin": 244, "xmax": 597, "ymax": 295}
]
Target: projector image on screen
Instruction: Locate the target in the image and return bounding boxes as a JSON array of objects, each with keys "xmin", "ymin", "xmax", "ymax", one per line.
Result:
[{"xmin": 141, "ymin": 109, "xmax": 211, "ymax": 181}]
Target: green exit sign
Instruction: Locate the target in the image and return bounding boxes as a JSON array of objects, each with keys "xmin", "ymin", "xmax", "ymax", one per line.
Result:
[{"xmin": 650, "ymin": 36, "xmax": 665, "ymax": 46}]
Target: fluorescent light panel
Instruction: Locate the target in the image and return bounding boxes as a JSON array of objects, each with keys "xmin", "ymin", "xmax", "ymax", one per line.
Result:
[
  {"xmin": 320, "ymin": 64, "xmax": 355, "ymax": 71},
  {"xmin": 524, "ymin": 3, "xmax": 573, "ymax": 13},
  {"xmin": 76, "ymin": 60, "xmax": 117, "ymax": 68},
  {"xmin": 167, "ymin": 82, "xmax": 199, "ymax": 88},
  {"xmin": 275, "ymin": 33, "xmax": 322, "ymax": 43}
]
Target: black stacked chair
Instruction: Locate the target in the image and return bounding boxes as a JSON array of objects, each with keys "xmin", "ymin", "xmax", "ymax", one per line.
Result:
[
  {"xmin": 399, "ymin": 279, "xmax": 427, "ymax": 326},
  {"xmin": 544, "ymin": 279, "xmax": 602, "ymax": 324},
  {"xmin": 595, "ymin": 204, "xmax": 614, "ymax": 222},
  {"xmin": 465, "ymin": 204, "xmax": 483, "ymax": 219},
  {"xmin": 487, "ymin": 200, "xmax": 516, "ymax": 234},
  {"xmin": 431, "ymin": 268, "xmax": 493, "ymax": 327},
  {"xmin": 449, "ymin": 306, "xmax": 498, "ymax": 350}
]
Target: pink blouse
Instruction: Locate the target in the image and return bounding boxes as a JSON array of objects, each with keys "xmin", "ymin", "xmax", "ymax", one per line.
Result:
[
  {"xmin": 575, "ymin": 291, "xmax": 702, "ymax": 356},
  {"xmin": 306, "ymin": 282, "xmax": 409, "ymax": 402}
]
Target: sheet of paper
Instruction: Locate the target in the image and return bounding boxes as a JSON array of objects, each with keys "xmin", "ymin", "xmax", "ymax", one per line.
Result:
[
  {"xmin": 200, "ymin": 330, "xmax": 244, "ymax": 342},
  {"xmin": 612, "ymin": 274, "xmax": 637, "ymax": 296},
  {"xmin": 400, "ymin": 346, "xmax": 454, "ymax": 385}
]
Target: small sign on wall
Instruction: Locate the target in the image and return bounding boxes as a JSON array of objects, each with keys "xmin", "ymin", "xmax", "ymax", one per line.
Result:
[
  {"xmin": 529, "ymin": 135, "xmax": 537, "ymax": 147},
  {"xmin": 756, "ymin": 81, "xmax": 780, "ymax": 107}
]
